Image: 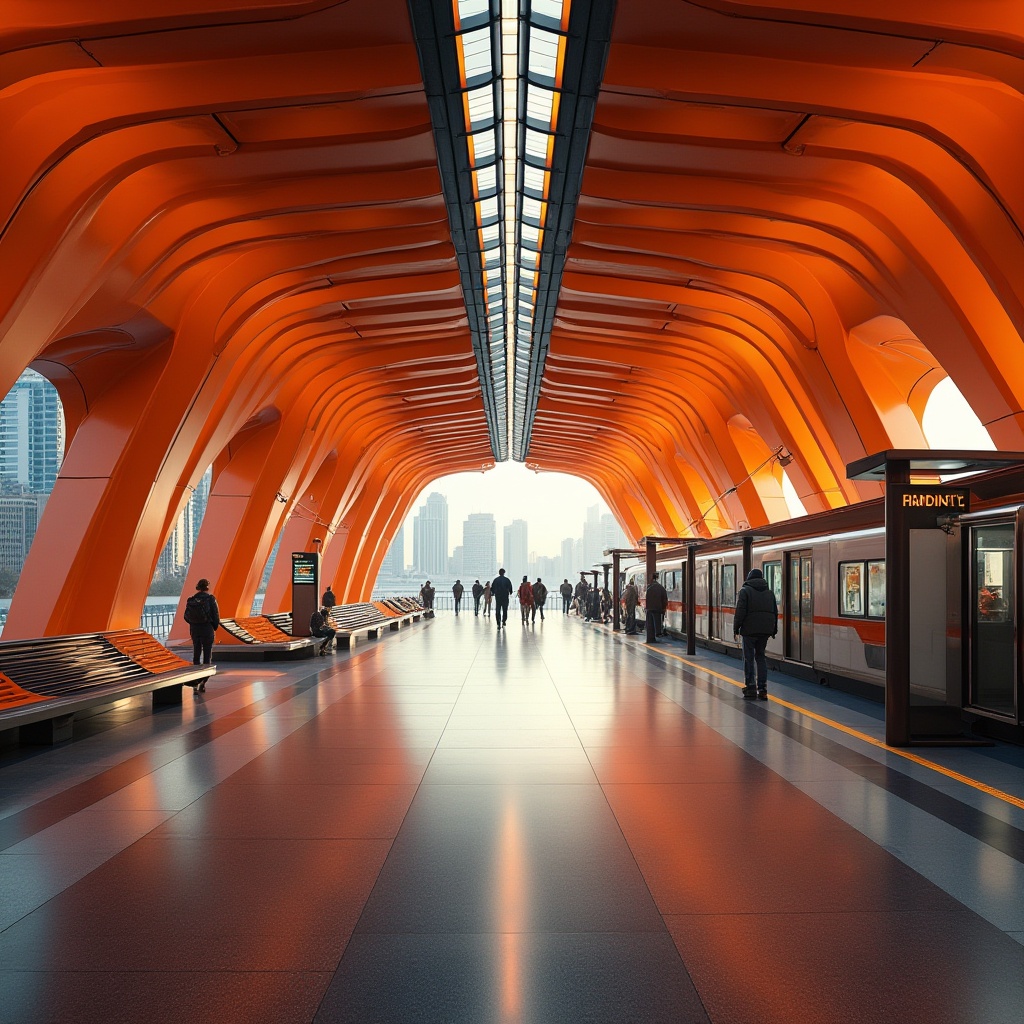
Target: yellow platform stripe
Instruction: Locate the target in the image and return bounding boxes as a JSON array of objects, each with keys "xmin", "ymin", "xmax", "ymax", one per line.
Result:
[{"xmin": 642, "ymin": 642, "xmax": 1024, "ymax": 813}]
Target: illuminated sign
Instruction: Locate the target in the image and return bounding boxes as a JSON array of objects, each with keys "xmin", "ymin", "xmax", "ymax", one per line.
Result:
[
  {"xmin": 891, "ymin": 486, "xmax": 970, "ymax": 528},
  {"xmin": 292, "ymin": 552, "xmax": 318, "ymax": 586}
]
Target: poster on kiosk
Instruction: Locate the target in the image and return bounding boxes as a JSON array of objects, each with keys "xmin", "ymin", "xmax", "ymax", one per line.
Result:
[{"xmin": 291, "ymin": 552, "xmax": 320, "ymax": 636}]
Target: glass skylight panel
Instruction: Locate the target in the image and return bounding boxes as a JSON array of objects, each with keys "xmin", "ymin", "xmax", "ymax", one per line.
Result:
[
  {"xmin": 522, "ymin": 164, "xmax": 547, "ymax": 196},
  {"xmin": 478, "ymin": 196, "xmax": 499, "ymax": 222},
  {"xmin": 522, "ymin": 195, "xmax": 544, "ymax": 222},
  {"xmin": 471, "ymin": 127, "xmax": 497, "ymax": 162},
  {"xmin": 466, "ymin": 85, "xmax": 496, "ymax": 128},
  {"xmin": 456, "ymin": 0, "xmax": 491, "ymax": 25},
  {"xmin": 527, "ymin": 29, "xmax": 560, "ymax": 84},
  {"xmin": 524, "ymin": 128, "xmax": 552, "ymax": 163},
  {"xmin": 459, "ymin": 27, "xmax": 494, "ymax": 82},
  {"xmin": 474, "ymin": 165, "xmax": 498, "ymax": 195},
  {"xmin": 530, "ymin": 0, "xmax": 564, "ymax": 26},
  {"xmin": 525, "ymin": 84, "xmax": 556, "ymax": 128}
]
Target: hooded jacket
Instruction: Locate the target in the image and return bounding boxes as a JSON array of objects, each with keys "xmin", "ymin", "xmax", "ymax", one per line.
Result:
[{"xmin": 734, "ymin": 575, "xmax": 778, "ymax": 636}]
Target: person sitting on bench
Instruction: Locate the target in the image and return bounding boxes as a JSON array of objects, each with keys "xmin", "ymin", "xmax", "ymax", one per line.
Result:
[{"xmin": 309, "ymin": 605, "xmax": 337, "ymax": 656}]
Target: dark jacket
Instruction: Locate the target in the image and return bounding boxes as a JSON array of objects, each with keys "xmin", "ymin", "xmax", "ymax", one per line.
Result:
[
  {"xmin": 533, "ymin": 582, "xmax": 548, "ymax": 604},
  {"xmin": 491, "ymin": 574, "xmax": 514, "ymax": 601},
  {"xmin": 472, "ymin": 582, "xmax": 484, "ymax": 598},
  {"xmin": 559, "ymin": 582, "xmax": 573, "ymax": 599},
  {"xmin": 734, "ymin": 578, "xmax": 778, "ymax": 636},
  {"xmin": 452, "ymin": 583, "xmax": 464, "ymax": 598},
  {"xmin": 645, "ymin": 580, "xmax": 668, "ymax": 613}
]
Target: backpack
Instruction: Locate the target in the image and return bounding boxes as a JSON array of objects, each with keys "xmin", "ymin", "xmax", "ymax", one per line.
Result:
[{"xmin": 184, "ymin": 592, "xmax": 211, "ymax": 624}]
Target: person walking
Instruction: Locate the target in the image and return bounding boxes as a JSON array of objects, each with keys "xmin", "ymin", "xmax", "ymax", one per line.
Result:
[
  {"xmin": 452, "ymin": 579, "xmax": 464, "ymax": 615},
  {"xmin": 309, "ymin": 603, "xmax": 337, "ymax": 656},
  {"xmin": 622, "ymin": 578, "xmax": 639, "ymax": 634},
  {"xmin": 472, "ymin": 580, "xmax": 484, "ymax": 615},
  {"xmin": 518, "ymin": 576, "xmax": 535, "ymax": 625},
  {"xmin": 645, "ymin": 573, "xmax": 668, "ymax": 641},
  {"xmin": 491, "ymin": 568, "xmax": 513, "ymax": 629},
  {"xmin": 483, "ymin": 580, "xmax": 493, "ymax": 617},
  {"xmin": 733, "ymin": 567, "xmax": 779, "ymax": 700},
  {"xmin": 184, "ymin": 578, "xmax": 220, "ymax": 681},
  {"xmin": 559, "ymin": 579, "xmax": 573, "ymax": 614},
  {"xmin": 532, "ymin": 578, "xmax": 548, "ymax": 622}
]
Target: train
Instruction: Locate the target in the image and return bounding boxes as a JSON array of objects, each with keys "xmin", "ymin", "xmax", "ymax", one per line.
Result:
[{"xmin": 622, "ymin": 465, "xmax": 1024, "ymax": 742}]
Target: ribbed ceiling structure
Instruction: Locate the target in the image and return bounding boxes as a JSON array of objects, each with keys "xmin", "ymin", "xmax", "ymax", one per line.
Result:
[{"xmin": 0, "ymin": 1, "xmax": 1021, "ymax": 636}]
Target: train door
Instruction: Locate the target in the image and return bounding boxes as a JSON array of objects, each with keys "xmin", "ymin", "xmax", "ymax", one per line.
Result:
[
  {"xmin": 787, "ymin": 550, "xmax": 814, "ymax": 663},
  {"xmin": 967, "ymin": 517, "xmax": 1017, "ymax": 719},
  {"xmin": 708, "ymin": 559, "xmax": 722, "ymax": 639}
]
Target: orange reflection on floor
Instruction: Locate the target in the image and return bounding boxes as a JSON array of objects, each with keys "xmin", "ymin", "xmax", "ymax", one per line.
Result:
[{"xmin": 496, "ymin": 794, "xmax": 525, "ymax": 1021}]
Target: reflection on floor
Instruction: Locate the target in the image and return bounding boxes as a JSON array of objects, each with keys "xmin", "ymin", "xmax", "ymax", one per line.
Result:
[{"xmin": 1, "ymin": 612, "xmax": 1023, "ymax": 1023}]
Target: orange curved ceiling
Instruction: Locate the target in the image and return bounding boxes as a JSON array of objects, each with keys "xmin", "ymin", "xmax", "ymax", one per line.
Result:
[{"xmin": 0, "ymin": 0, "xmax": 1021, "ymax": 635}]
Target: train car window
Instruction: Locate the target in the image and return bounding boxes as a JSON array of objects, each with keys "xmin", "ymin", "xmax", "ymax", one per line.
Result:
[
  {"xmin": 721, "ymin": 564, "xmax": 737, "ymax": 607},
  {"xmin": 867, "ymin": 560, "xmax": 885, "ymax": 618},
  {"xmin": 840, "ymin": 561, "xmax": 864, "ymax": 616},
  {"xmin": 839, "ymin": 560, "xmax": 886, "ymax": 619},
  {"xmin": 763, "ymin": 561, "xmax": 782, "ymax": 603}
]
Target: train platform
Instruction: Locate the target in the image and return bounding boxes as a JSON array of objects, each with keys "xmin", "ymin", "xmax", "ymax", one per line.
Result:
[{"xmin": 0, "ymin": 611, "xmax": 1022, "ymax": 1023}]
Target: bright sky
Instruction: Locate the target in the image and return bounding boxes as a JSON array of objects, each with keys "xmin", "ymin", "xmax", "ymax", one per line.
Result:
[
  {"xmin": 404, "ymin": 462, "xmax": 613, "ymax": 562},
  {"xmin": 403, "ymin": 377, "xmax": 995, "ymax": 565}
]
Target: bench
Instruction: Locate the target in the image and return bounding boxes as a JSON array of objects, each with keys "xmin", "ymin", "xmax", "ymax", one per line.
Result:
[
  {"xmin": 0, "ymin": 629, "xmax": 215, "ymax": 745},
  {"xmin": 265, "ymin": 600, "xmax": 424, "ymax": 651},
  {"xmin": 168, "ymin": 617, "xmax": 317, "ymax": 661}
]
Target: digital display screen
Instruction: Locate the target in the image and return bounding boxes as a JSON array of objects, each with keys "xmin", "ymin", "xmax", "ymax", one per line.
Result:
[{"xmin": 292, "ymin": 553, "xmax": 318, "ymax": 586}]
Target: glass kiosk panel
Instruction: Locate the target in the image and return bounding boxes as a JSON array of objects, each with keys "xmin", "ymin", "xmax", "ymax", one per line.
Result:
[{"xmin": 969, "ymin": 522, "xmax": 1015, "ymax": 718}]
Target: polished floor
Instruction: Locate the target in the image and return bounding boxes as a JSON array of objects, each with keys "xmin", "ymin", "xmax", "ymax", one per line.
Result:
[{"xmin": 1, "ymin": 612, "xmax": 1023, "ymax": 1023}]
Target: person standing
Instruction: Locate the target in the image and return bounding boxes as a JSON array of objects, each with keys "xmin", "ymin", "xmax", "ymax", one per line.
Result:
[
  {"xmin": 419, "ymin": 581, "xmax": 435, "ymax": 616},
  {"xmin": 483, "ymin": 580, "xmax": 493, "ymax": 617},
  {"xmin": 622, "ymin": 578, "xmax": 639, "ymax": 635},
  {"xmin": 645, "ymin": 573, "xmax": 668, "ymax": 641},
  {"xmin": 472, "ymin": 580, "xmax": 484, "ymax": 615},
  {"xmin": 573, "ymin": 576, "xmax": 589, "ymax": 617},
  {"xmin": 559, "ymin": 579, "xmax": 573, "ymax": 614},
  {"xmin": 518, "ymin": 576, "xmax": 535, "ymax": 625},
  {"xmin": 452, "ymin": 579, "xmax": 464, "ymax": 615},
  {"xmin": 532, "ymin": 578, "xmax": 548, "ymax": 622},
  {"xmin": 733, "ymin": 568, "xmax": 779, "ymax": 700},
  {"xmin": 184, "ymin": 578, "xmax": 220, "ymax": 679},
  {"xmin": 491, "ymin": 569, "xmax": 513, "ymax": 629}
]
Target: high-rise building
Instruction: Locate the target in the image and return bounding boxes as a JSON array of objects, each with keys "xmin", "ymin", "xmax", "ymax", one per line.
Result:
[
  {"xmin": 0, "ymin": 494, "xmax": 46, "ymax": 573},
  {"xmin": 582, "ymin": 504, "xmax": 603, "ymax": 570},
  {"xmin": 560, "ymin": 537, "xmax": 575, "ymax": 580},
  {"xmin": 413, "ymin": 491, "xmax": 448, "ymax": 576},
  {"xmin": 462, "ymin": 512, "xmax": 496, "ymax": 581},
  {"xmin": 0, "ymin": 369, "xmax": 63, "ymax": 495},
  {"xmin": 503, "ymin": 518, "xmax": 528, "ymax": 574},
  {"xmin": 382, "ymin": 523, "xmax": 405, "ymax": 575},
  {"xmin": 601, "ymin": 512, "xmax": 629, "ymax": 553}
]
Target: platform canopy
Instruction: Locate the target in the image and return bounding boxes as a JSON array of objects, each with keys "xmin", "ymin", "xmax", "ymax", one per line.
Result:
[{"xmin": 1, "ymin": 1, "xmax": 1022, "ymax": 637}]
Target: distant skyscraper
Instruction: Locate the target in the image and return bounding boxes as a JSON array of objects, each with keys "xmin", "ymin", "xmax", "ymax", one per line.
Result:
[
  {"xmin": 503, "ymin": 518, "xmax": 528, "ymax": 574},
  {"xmin": 582, "ymin": 504, "xmax": 603, "ymax": 570},
  {"xmin": 560, "ymin": 537, "xmax": 575, "ymax": 580},
  {"xmin": 0, "ymin": 369, "xmax": 63, "ymax": 495},
  {"xmin": 0, "ymin": 494, "xmax": 46, "ymax": 573},
  {"xmin": 382, "ymin": 523, "xmax": 405, "ymax": 575},
  {"xmin": 462, "ymin": 512, "xmax": 496, "ymax": 580},
  {"xmin": 413, "ymin": 491, "xmax": 448, "ymax": 576},
  {"xmin": 601, "ymin": 512, "xmax": 629, "ymax": 553}
]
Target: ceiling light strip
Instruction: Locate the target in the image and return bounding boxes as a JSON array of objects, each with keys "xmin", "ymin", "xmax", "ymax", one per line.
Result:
[{"xmin": 511, "ymin": 0, "xmax": 616, "ymax": 462}]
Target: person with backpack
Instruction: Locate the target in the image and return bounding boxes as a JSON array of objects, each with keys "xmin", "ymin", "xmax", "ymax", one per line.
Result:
[
  {"xmin": 184, "ymin": 578, "xmax": 220, "ymax": 676},
  {"xmin": 309, "ymin": 604, "xmax": 336, "ymax": 656}
]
